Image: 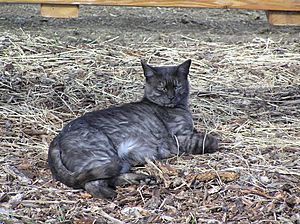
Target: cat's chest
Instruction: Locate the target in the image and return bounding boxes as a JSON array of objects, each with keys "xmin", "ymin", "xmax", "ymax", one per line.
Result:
[{"xmin": 162, "ymin": 108, "xmax": 193, "ymax": 135}]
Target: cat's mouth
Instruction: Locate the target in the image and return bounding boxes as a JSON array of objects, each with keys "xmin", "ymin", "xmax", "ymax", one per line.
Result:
[
  {"xmin": 147, "ymin": 96, "xmax": 178, "ymax": 108},
  {"xmin": 163, "ymin": 102, "xmax": 176, "ymax": 107}
]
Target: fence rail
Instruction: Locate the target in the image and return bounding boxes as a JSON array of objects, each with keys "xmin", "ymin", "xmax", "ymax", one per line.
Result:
[{"xmin": 1, "ymin": 0, "xmax": 300, "ymax": 25}]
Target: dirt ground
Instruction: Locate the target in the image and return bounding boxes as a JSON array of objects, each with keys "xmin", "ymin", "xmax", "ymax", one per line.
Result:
[{"xmin": 0, "ymin": 4, "xmax": 300, "ymax": 223}]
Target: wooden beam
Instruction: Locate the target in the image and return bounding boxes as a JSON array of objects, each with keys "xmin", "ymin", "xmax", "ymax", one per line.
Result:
[
  {"xmin": 1, "ymin": 0, "xmax": 300, "ymax": 11},
  {"xmin": 40, "ymin": 4, "xmax": 79, "ymax": 18},
  {"xmin": 266, "ymin": 10, "xmax": 300, "ymax": 26}
]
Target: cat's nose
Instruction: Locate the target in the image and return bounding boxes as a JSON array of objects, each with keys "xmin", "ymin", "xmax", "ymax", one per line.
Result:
[{"xmin": 168, "ymin": 95, "xmax": 175, "ymax": 100}]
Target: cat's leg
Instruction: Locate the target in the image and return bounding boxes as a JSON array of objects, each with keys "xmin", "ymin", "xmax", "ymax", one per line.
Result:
[
  {"xmin": 176, "ymin": 129, "xmax": 218, "ymax": 154},
  {"xmin": 109, "ymin": 173, "xmax": 157, "ymax": 187},
  {"xmin": 84, "ymin": 179, "xmax": 116, "ymax": 199}
]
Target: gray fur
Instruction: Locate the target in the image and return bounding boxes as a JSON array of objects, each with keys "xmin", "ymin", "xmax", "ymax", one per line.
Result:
[{"xmin": 48, "ymin": 59, "xmax": 219, "ymax": 199}]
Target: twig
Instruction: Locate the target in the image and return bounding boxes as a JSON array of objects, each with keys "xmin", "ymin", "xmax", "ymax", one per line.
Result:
[{"xmin": 99, "ymin": 209, "xmax": 125, "ymax": 224}]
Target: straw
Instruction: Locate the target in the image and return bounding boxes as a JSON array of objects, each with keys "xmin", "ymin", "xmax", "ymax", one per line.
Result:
[{"xmin": 0, "ymin": 30, "xmax": 299, "ymax": 223}]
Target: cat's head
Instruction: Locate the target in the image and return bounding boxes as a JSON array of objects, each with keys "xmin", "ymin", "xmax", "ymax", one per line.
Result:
[{"xmin": 142, "ymin": 59, "xmax": 191, "ymax": 107}]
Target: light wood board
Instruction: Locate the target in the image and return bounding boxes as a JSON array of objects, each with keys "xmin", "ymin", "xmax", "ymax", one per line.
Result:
[{"xmin": 0, "ymin": 0, "xmax": 299, "ymax": 11}]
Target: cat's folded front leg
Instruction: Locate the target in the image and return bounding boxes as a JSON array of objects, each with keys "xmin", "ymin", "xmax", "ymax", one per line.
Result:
[{"xmin": 176, "ymin": 129, "xmax": 219, "ymax": 154}]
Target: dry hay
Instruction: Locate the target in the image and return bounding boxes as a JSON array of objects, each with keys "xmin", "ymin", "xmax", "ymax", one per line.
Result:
[{"xmin": 0, "ymin": 30, "xmax": 300, "ymax": 223}]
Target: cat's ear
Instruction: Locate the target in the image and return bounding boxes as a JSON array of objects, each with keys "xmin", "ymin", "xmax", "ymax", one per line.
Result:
[
  {"xmin": 141, "ymin": 60, "xmax": 156, "ymax": 78},
  {"xmin": 177, "ymin": 59, "xmax": 191, "ymax": 77}
]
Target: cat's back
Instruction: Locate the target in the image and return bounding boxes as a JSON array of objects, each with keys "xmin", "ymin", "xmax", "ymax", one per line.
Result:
[
  {"xmin": 88, "ymin": 100, "xmax": 157, "ymax": 117},
  {"xmin": 82, "ymin": 100, "xmax": 160, "ymax": 126},
  {"xmin": 60, "ymin": 100, "xmax": 190, "ymax": 137},
  {"xmin": 54, "ymin": 100, "xmax": 164, "ymax": 144}
]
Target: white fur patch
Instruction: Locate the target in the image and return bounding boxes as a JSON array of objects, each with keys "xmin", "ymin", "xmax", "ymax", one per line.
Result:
[{"xmin": 117, "ymin": 138, "xmax": 140, "ymax": 158}]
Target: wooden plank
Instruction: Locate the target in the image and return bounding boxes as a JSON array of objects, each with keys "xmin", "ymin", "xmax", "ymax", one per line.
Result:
[
  {"xmin": 266, "ymin": 10, "xmax": 300, "ymax": 25},
  {"xmin": 40, "ymin": 4, "xmax": 79, "ymax": 18},
  {"xmin": 1, "ymin": 0, "xmax": 300, "ymax": 11}
]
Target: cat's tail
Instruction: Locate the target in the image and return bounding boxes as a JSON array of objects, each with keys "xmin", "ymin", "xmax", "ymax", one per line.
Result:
[{"xmin": 48, "ymin": 136, "xmax": 122, "ymax": 189}]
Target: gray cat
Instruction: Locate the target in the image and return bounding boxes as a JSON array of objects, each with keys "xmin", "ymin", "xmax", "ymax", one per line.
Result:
[{"xmin": 48, "ymin": 59, "xmax": 219, "ymax": 199}]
